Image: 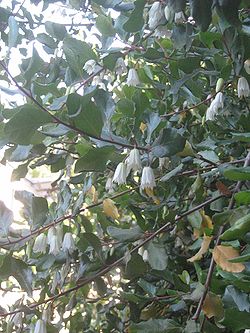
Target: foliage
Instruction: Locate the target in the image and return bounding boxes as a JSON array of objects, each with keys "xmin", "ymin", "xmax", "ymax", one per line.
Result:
[{"xmin": 0, "ymin": 0, "xmax": 249, "ymax": 332}]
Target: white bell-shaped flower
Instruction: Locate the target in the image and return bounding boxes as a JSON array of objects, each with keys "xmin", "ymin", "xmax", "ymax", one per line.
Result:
[
  {"xmin": 105, "ymin": 175, "xmax": 114, "ymax": 193},
  {"xmin": 115, "ymin": 57, "xmax": 127, "ymax": 75},
  {"xmin": 33, "ymin": 233, "xmax": 47, "ymax": 254},
  {"xmin": 237, "ymin": 77, "xmax": 250, "ymax": 98},
  {"xmin": 141, "ymin": 166, "xmax": 156, "ymax": 190},
  {"xmin": 126, "ymin": 68, "xmax": 140, "ymax": 87},
  {"xmin": 126, "ymin": 148, "xmax": 142, "ymax": 172},
  {"xmin": 83, "ymin": 59, "xmax": 96, "ymax": 75},
  {"xmin": 244, "ymin": 59, "xmax": 250, "ymax": 75},
  {"xmin": 48, "ymin": 227, "xmax": 62, "ymax": 256},
  {"xmin": 206, "ymin": 92, "xmax": 224, "ymax": 121},
  {"xmin": 148, "ymin": 2, "xmax": 164, "ymax": 29},
  {"xmin": 113, "ymin": 162, "xmax": 127, "ymax": 185},
  {"xmin": 62, "ymin": 232, "xmax": 75, "ymax": 255},
  {"xmin": 34, "ymin": 319, "xmax": 47, "ymax": 333}
]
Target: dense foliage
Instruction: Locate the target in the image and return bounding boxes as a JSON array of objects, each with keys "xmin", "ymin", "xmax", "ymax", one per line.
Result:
[{"xmin": 0, "ymin": 0, "xmax": 250, "ymax": 332}]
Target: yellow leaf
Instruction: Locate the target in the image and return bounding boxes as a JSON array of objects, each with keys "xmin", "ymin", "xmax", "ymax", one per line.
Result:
[
  {"xmin": 188, "ymin": 236, "xmax": 212, "ymax": 262},
  {"xmin": 87, "ymin": 185, "xmax": 98, "ymax": 203},
  {"xmin": 212, "ymin": 245, "xmax": 245, "ymax": 273},
  {"xmin": 145, "ymin": 188, "xmax": 160, "ymax": 205},
  {"xmin": 201, "ymin": 211, "xmax": 213, "ymax": 230},
  {"xmin": 194, "ymin": 211, "xmax": 213, "ymax": 238},
  {"xmin": 202, "ymin": 292, "xmax": 224, "ymax": 319},
  {"xmin": 103, "ymin": 198, "xmax": 119, "ymax": 219},
  {"xmin": 139, "ymin": 122, "xmax": 147, "ymax": 133}
]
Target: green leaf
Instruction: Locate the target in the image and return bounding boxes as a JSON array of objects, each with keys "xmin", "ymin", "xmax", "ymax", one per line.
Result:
[
  {"xmin": 32, "ymin": 196, "xmax": 49, "ymax": 229},
  {"xmin": 223, "ymin": 285, "xmax": 250, "ymax": 312},
  {"xmin": 96, "ymin": 15, "xmax": 116, "ymax": 36},
  {"xmin": 152, "ymin": 128, "xmax": 186, "ymax": 158},
  {"xmin": 231, "ymin": 132, "xmax": 250, "ymax": 142},
  {"xmin": 81, "ymin": 233, "xmax": 102, "ymax": 258},
  {"xmin": 128, "ymin": 319, "xmax": 182, "ymax": 333},
  {"xmin": 4, "ymin": 104, "xmax": 51, "ymax": 144},
  {"xmin": 8, "ymin": 16, "xmax": 19, "ymax": 48},
  {"xmin": 125, "ymin": 253, "xmax": 147, "ymax": 279},
  {"xmin": 63, "ymin": 37, "xmax": 97, "ymax": 76},
  {"xmin": 107, "ymin": 225, "xmax": 143, "ymax": 242},
  {"xmin": 235, "ymin": 191, "xmax": 250, "ymax": 205},
  {"xmin": 190, "ymin": 0, "xmax": 212, "ymax": 32},
  {"xmin": 147, "ymin": 241, "xmax": 168, "ymax": 271},
  {"xmin": 45, "ymin": 21, "xmax": 67, "ymax": 40},
  {"xmin": 0, "ymin": 201, "xmax": 13, "ymax": 236},
  {"xmin": 9, "ymin": 145, "xmax": 32, "ymax": 162},
  {"xmin": 220, "ymin": 308, "xmax": 250, "ymax": 332},
  {"xmin": 1, "ymin": 256, "xmax": 32, "ymax": 296},
  {"xmin": 220, "ymin": 213, "xmax": 250, "ymax": 240},
  {"xmin": 75, "ymin": 146, "xmax": 115, "ymax": 172},
  {"xmin": 223, "ymin": 167, "xmax": 250, "ymax": 181},
  {"xmin": 123, "ymin": 0, "xmax": 146, "ymax": 32},
  {"xmin": 37, "ymin": 33, "xmax": 57, "ymax": 49},
  {"xmin": 11, "ymin": 162, "xmax": 29, "ymax": 181},
  {"xmin": 22, "ymin": 47, "xmax": 44, "ymax": 86}
]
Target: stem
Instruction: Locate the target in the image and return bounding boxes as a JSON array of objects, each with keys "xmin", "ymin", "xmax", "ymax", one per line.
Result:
[{"xmin": 192, "ymin": 151, "xmax": 250, "ymax": 321}]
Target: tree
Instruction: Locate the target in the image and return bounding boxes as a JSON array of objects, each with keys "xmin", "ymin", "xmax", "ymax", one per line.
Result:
[{"xmin": 0, "ymin": 0, "xmax": 250, "ymax": 332}]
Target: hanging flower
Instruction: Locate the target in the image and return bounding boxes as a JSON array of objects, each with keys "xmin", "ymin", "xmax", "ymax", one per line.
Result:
[
  {"xmin": 113, "ymin": 162, "xmax": 127, "ymax": 185},
  {"xmin": 115, "ymin": 57, "xmax": 127, "ymax": 75},
  {"xmin": 141, "ymin": 166, "xmax": 156, "ymax": 190},
  {"xmin": 48, "ymin": 227, "xmax": 62, "ymax": 256},
  {"xmin": 148, "ymin": 2, "xmax": 164, "ymax": 29},
  {"xmin": 126, "ymin": 68, "xmax": 140, "ymax": 87},
  {"xmin": 237, "ymin": 77, "xmax": 250, "ymax": 98},
  {"xmin": 103, "ymin": 198, "xmax": 120, "ymax": 219},
  {"xmin": 33, "ymin": 233, "xmax": 47, "ymax": 254},
  {"xmin": 83, "ymin": 59, "xmax": 96, "ymax": 75},
  {"xmin": 34, "ymin": 319, "xmax": 47, "ymax": 333},
  {"xmin": 62, "ymin": 232, "xmax": 75, "ymax": 255},
  {"xmin": 126, "ymin": 148, "xmax": 142, "ymax": 172},
  {"xmin": 174, "ymin": 11, "xmax": 185, "ymax": 24},
  {"xmin": 244, "ymin": 59, "xmax": 250, "ymax": 75},
  {"xmin": 105, "ymin": 174, "xmax": 114, "ymax": 193},
  {"xmin": 205, "ymin": 92, "xmax": 224, "ymax": 121}
]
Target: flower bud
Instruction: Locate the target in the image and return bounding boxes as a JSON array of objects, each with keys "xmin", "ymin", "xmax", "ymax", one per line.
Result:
[{"xmin": 216, "ymin": 78, "xmax": 224, "ymax": 93}]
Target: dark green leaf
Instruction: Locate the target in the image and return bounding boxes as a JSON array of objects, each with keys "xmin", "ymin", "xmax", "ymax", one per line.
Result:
[
  {"xmin": 123, "ymin": 0, "xmax": 146, "ymax": 32},
  {"xmin": 152, "ymin": 128, "xmax": 186, "ymax": 158},
  {"xmin": 223, "ymin": 167, "xmax": 250, "ymax": 181},
  {"xmin": 128, "ymin": 319, "xmax": 182, "ymax": 333}
]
